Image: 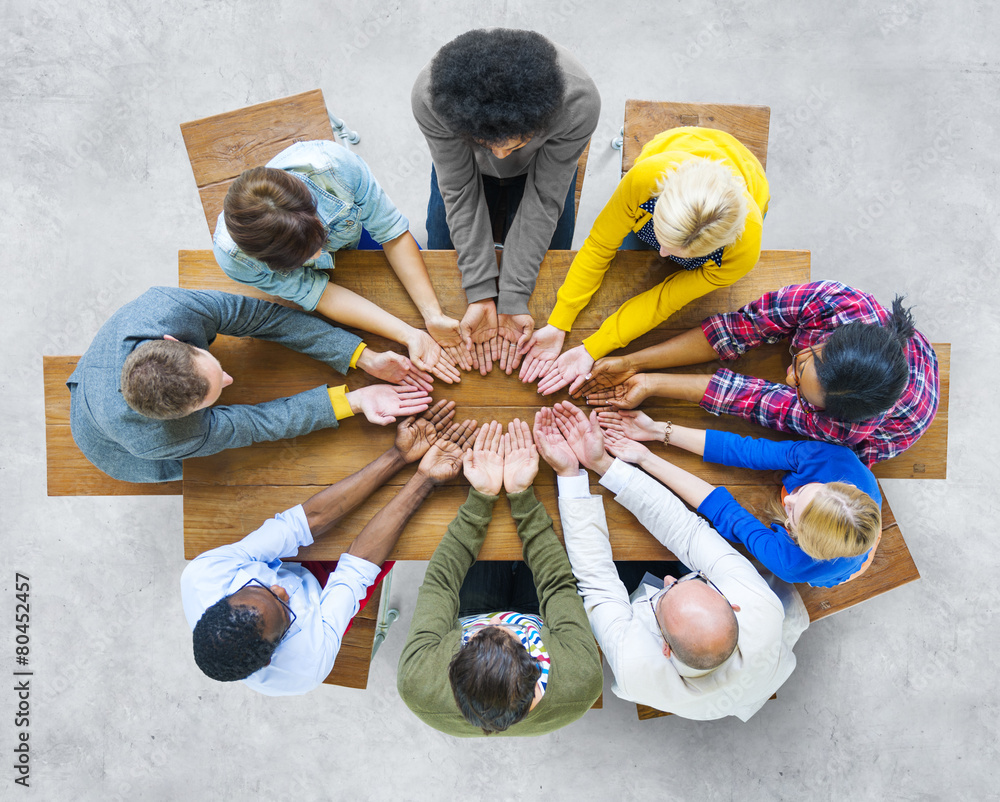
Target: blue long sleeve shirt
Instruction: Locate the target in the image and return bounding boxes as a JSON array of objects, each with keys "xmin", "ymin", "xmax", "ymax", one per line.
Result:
[{"xmin": 697, "ymin": 431, "xmax": 881, "ymax": 587}]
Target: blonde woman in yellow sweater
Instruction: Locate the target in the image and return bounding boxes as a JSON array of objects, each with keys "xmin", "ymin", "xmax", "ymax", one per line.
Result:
[{"xmin": 523, "ymin": 127, "xmax": 769, "ymax": 395}]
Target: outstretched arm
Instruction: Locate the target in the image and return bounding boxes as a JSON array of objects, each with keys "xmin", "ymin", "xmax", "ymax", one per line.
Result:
[
  {"xmin": 575, "ymin": 326, "xmax": 718, "ymax": 398},
  {"xmin": 346, "ymin": 417, "xmax": 476, "ymax": 565},
  {"xmin": 303, "ymin": 399, "xmax": 456, "ymax": 539}
]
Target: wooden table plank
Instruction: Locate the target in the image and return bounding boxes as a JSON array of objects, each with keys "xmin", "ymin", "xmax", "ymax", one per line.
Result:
[{"xmin": 178, "ymin": 248, "xmax": 812, "ymax": 330}]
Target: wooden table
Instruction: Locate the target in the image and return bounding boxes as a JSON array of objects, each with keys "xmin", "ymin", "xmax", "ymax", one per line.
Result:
[{"xmin": 180, "ymin": 248, "xmax": 812, "ymax": 559}]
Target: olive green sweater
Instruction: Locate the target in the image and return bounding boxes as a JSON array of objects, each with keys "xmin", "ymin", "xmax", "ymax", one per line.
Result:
[{"xmin": 397, "ymin": 488, "xmax": 603, "ymax": 737}]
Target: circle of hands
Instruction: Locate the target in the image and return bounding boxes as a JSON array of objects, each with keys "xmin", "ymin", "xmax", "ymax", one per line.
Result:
[
  {"xmin": 391, "ymin": 399, "xmax": 677, "ymax": 493},
  {"xmin": 355, "ymin": 301, "xmax": 662, "ymax": 429}
]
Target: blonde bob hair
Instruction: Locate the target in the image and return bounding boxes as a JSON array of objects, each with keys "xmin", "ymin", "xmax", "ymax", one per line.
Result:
[
  {"xmin": 771, "ymin": 482, "xmax": 882, "ymax": 561},
  {"xmin": 652, "ymin": 158, "xmax": 749, "ymax": 256}
]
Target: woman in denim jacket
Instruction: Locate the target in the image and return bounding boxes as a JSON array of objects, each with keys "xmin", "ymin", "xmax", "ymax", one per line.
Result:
[{"xmin": 214, "ymin": 140, "xmax": 468, "ymax": 382}]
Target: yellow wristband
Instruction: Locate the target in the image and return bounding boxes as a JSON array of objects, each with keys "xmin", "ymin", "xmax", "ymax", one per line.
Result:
[
  {"xmin": 327, "ymin": 385, "xmax": 355, "ymax": 420},
  {"xmin": 349, "ymin": 342, "xmax": 367, "ymax": 369}
]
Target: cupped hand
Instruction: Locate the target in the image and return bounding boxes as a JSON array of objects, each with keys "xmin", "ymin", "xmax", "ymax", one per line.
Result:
[
  {"xmin": 552, "ymin": 401, "xmax": 609, "ymax": 471},
  {"xmin": 597, "ymin": 409, "xmax": 661, "ymax": 442},
  {"xmin": 575, "ymin": 355, "xmax": 637, "ymax": 398},
  {"xmin": 425, "ymin": 314, "xmax": 473, "ymax": 373},
  {"xmin": 394, "ymin": 399, "xmax": 456, "ymax": 463},
  {"xmin": 532, "ymin": 407, "xmax": 579, "ymax": 477},
  {"xmin": 407, "ymin": 329, "xmax": 461, "ymax": 384},
  {"xmin": 536, "ymin": 345, "xmax": 596, "ymax": 396},
  {"xmin": 460, "ymin": 300, "xmax": 500, "ymax": 376},
  {"xmin": 518, "ymin": 324, "xmax": 566, "ymax": 384},
  {"xmin": 501, "ymin": 418, "xmax": 538, "ymax": 493},
  {"xmin": 417, "ymin": 418, "xmax": 478, "ymax": 484},
  {"xmin": 462, "ymin": 420, "xmax": 505, "ymax": 495},
  {"xmin": 496, "ymin": 313, "xmax": 534, "ymax": 374},
  {"xmin": 584, "ymin": 374, "xmax": 650, "ymax": 410},
  {"xmin": 603, "ymin": 428, "xmax": 652, "ymax": 465},
  {"xmin": 349, "ymin": 384, "xmax": 432, "ymax": 425},
  {"xmin": 357, "ymin": 348, "xmax": 433, "ymax": 392}
]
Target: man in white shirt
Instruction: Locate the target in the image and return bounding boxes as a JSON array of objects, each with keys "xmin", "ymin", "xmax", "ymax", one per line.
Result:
[
  {"xmin": 534, "ymin": 403, "xmax": 808, "ymax": 720},
  {"xmin": 181, "ymin": 401, "xmax": 475, "ymax": 696}
]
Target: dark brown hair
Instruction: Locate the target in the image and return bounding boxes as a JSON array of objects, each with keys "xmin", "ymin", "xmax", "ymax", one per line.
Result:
[
  {"xmin": 223, "ymin": 167, "xmax": 325, "ymax": 273},
  {"xmin": 120, "ymin": 339, "xmax": 209, "ymax": 420},
  {"xmin": 448, "ymin": 626, "xmax": 541, "ymax": 734}
]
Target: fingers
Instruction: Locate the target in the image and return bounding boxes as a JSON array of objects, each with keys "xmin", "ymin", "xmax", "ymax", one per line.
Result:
[
  {"xmin": 424, "ymin": 399, "xmax": 455, "ymax": 426},
  {"xmin": 489, "ymin": 334, "xmax": 501, "ymax": 363},
  {"xmin": 557, "ymin": 400, "xmax": 589, "ymax": 426},
  {"xmin": 444, "ymin": 344, "xmax": 473, "ymax": 372},
  {"xmin": 519, "ymin": 354, "xmax": 550, "ymax": 384},
  {"xmin": 451, "ymin": 418, "xmax": 478, "ymax": 449},
  {"xmin": 485, "ymin": 420, "xmax": 503, "ymax": 454},
  {"xmin": 428, "ymin": 357, "xmax": 461, "ymax": 385},
  {"xmin": 500, "ymin": 431, "xmax": 511, "ymax": 458},
  {"xmin": 498, "ymin": 338, "xmax": 514, "ymax": 375},
  {"xmin": 537, "ymin": 368, "xmax": 570, "ymax": 396},
  {"xmin": 474, "ymin": 341, "xmax": 492, "ymax": 375},
  {"xmin": 405, "ymin": 367, "xmax": 435, "ymax": 392},
  {"xmin": 567, "ymin": 372, "xmax": 589, "ymax": 397},
  {"xmin": 472, "ymin": 420, "xmax": 491, "ymax": 452}
]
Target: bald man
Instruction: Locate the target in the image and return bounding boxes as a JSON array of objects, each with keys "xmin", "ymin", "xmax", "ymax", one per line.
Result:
[{"xmin": 534, "ymin": 403, "xmax": 808, "ymax": 720}]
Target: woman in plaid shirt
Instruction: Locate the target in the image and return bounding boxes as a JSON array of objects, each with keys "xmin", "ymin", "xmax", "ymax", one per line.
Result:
[{"xmin": 580, "ymin": 281, "xmax": 940, "ymax": 466}]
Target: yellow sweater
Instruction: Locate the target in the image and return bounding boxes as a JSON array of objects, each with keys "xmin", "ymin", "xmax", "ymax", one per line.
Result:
[{"xmin": 548, "ymin": 127, "xmax": 769, "ymax": 358}]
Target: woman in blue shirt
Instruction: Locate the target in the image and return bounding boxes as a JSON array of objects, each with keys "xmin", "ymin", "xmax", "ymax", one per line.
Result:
[{"xmin": 598, "ymin": 410, "xmax": 882, "ymax": 588}]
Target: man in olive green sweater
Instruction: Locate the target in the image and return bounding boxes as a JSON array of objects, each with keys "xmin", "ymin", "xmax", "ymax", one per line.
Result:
[{"xmin": 397, "ymin": 419, "xmax": 603, "ymax": 736}]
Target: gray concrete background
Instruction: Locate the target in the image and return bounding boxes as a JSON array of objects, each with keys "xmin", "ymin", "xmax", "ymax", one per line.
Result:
[{"xmin": 2, "ymin": 0, "xmax": 997, "ymax": 799}]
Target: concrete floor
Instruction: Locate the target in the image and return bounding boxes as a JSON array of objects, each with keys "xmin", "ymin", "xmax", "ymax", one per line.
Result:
[{"xmin": 3, "ymin": 1, "xmax": 997, "ymax": 799}]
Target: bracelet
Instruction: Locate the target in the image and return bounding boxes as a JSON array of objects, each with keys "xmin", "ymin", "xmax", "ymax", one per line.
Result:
[{"xmin": 662, "ymin": 420, "xmax": 673, "ymax": 445}]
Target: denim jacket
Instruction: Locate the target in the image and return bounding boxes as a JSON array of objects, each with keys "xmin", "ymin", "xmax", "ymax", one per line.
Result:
[{"xmin": 213, "ymin": 141, "xmax": 410, "ymax": 311}]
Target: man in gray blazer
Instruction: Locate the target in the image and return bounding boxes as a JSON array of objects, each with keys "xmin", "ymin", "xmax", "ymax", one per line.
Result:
[{"xmin": 67, "ymin": 287, "xmax": 433, "ymax": 483}]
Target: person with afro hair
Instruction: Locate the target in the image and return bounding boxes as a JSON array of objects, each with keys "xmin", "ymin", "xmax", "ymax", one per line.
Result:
[{"xmin": 412, "ymin": 29, "xmax": 600, "ymax": 376}]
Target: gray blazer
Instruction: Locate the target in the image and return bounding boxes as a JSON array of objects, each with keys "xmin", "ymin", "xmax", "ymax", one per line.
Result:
[{"xmin": 67, "ymin": 287, "xmax": 363, "ymax": 483}]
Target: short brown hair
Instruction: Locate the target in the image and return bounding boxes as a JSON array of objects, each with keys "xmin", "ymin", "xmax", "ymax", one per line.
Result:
[
  {"xmin": 121, "ymin": 340, "xmax": 209, "ymax": 420},
  {"xmin": 223, "ymin": 167, "xmax": 325, "ymax": 273},
  {"xmin": 448, "ymin": 627, "xmax": 540, "ymax": 734}
]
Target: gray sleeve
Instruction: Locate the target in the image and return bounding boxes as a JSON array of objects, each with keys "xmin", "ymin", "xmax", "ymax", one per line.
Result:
[
  {"xmin": 170, "ymin": 288, "xmax": 363, "ymax": 374},
  {"xmin": 411, "ymin": 67, "xmax": 500, "ymax": 304}
]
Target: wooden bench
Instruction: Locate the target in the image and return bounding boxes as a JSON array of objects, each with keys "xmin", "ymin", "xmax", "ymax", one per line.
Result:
[
  {"xmin": 180, "ymin": 89, "xmax": 337, "ymax": 238},
  {"xmin": 621, "ymin": 99, "xmax": 771, "ymax": 174}
]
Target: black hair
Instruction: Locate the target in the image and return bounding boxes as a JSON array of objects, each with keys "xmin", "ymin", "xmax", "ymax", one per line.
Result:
[
  {"xmin": 815, "ymin": 295, "xmax": 916, "ymax": 422},
  {"xmin": 448, "ymin": 627, "xmax": 541, "ymax": 734},
  {"xmin": 429, "ymin": 29, "xmax": 566, "ymax": 147},
  {"xmin": 192, "ymin": 596, "xmax": 278, "ymax": 682}
]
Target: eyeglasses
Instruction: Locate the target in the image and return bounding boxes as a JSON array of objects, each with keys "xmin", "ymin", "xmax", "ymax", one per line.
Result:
[
  {"xmin": 647, "ymin": 571, "xmax": 731, "ymax": 647},
  {"xmin": 788, "ymin": 343, "xmax": 820, "ymax": 418},
  {"xmin": 236, "ymin": 577, "xmax": 296, "ymax": 643}
]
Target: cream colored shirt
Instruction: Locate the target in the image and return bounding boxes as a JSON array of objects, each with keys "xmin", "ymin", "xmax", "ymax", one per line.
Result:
[{"xmin": 558, "ymin": 460, "xmax": 809, "ymax": 721}]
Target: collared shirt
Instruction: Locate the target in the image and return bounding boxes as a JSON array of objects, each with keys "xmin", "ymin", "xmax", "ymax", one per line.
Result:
[
  {"xmin": 699, "ymin": 281, "xmax": 940, "ymax": 466},
  {"xmin": 213, "ymin": 140, "xmax": 410, "ymax": 311},
  {"xmin": 558, "ymin": 461, "xmax": 808, "ymax": 721},
  {"xmin": 180, "ymin": 504, "xmax": 380, "ymax": 697}
]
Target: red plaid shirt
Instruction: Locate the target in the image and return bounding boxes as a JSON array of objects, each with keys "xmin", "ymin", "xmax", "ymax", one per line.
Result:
[{"xmin": 699, "ymin": 281, "xmax": 940, "ymax": 466}]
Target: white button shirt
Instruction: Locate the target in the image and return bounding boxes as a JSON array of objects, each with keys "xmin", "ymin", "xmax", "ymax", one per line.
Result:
[
  {"xmin": 558, "ymin": 460, "xmax": 808, "ymax": 721},
  {"xmin": 181, "ymin": 504, "xmax": 380, "ymax": 697}
]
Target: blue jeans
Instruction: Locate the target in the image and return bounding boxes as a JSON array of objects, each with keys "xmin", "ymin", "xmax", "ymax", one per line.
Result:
[
  {"xmin": 457, "ymin": 561, "xmax": 541, "ymax": 617},
  {"xmin": 426, "ymin": 165, "xmax": 577, "ymax": 250}
]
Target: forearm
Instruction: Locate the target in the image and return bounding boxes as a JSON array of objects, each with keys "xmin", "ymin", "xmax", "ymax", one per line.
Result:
[
  {"xmin": 345, "ymin": 470, "xmax": 436, "ymax": 565},
  {"xmin": 662, "ymin": 423, "xmax": 707, "ymax": 456},
  {"xmin": 304, "ymin": 446, "xmax": 408, "ymax": 537},
  {"xmin": 625, "ymin": 327, "xmax": 719, "ymax": 371},
  {"xmin": 382, "ymin": 232, "xmax": 446, "ymax": 322},
  {"xmin": 314, "ymin": 282, "xmax": 415, "ymax": 346},
  {"xmin": 636, "ymin": 451, "xmax": 714, "ymax": 509},
  {"xmin": 644, "ymin": 373, "xmax": 712, "ymax": 404}
]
